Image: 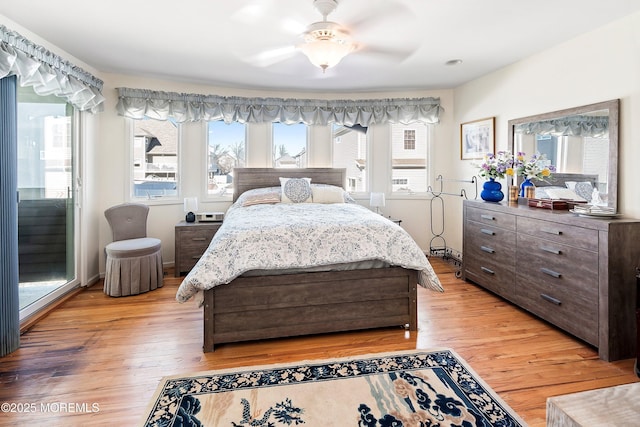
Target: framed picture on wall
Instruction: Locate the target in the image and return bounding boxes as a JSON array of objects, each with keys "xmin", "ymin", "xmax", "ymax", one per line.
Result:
[{"xmin": 460, "ymin": 117, "xmax": 495, "ymax": 160}]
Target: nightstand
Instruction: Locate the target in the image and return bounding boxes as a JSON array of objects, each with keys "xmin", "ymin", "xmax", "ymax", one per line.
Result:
[
  {"xmin": 388, "ymin": 217, "xmax": 402, "ymax": 226},
  {"xmin": 174, "ymin": 221, "xmax": 222, "ymax": 277}
]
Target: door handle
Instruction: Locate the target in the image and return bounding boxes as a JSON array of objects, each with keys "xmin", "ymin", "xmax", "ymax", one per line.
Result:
[
  {"xmin": 480, "ymin": 266, "xmax": 495, "ymax": 275},
  {"xmin": 541, "ymin": 267, "xmax": 561, "ymax": 278}
]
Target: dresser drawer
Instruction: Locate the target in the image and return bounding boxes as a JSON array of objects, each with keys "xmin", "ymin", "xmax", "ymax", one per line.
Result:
[
  {"xmin": 466, "ymin": 206, "xmax": 516, "ymax": 231},
  {"xmin": 516, "ymin": 216, "xmax": 598, "ymax": 251},
  {"xmin": 464, "ymin": 257, "xmax": 515, "ymax": 297},
  {"xmin": 463, "ymin": 217, "xmax": 516, "ymax": 297},
  {"xmin": 465, "ymin": 220, "xmax": 516, "ymax": 257},
  {"xmin": 516, "ymin": 234, "xmax": 598, "ymax": 283},
  {"xmin": 516, "ymin": 274, "xmax": 598, "ymax": 345}
]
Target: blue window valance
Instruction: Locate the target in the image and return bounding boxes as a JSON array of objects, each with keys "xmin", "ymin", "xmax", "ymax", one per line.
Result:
[
  {"xmin": 514, "ymin": 116, "xmax": 609, "ymax": 138},
  {"xmin": 0, "ymin": 25, "xmax": 104, "ymax": 112},
  {"xmin": 116, "ymin": 87, "xmax": 443, "ymax": 126}
]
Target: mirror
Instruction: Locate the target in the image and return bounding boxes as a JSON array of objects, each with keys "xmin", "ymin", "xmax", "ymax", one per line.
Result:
[{"xmin": 508, "ymin": 99, "xmax": 619, "ymax": 211}]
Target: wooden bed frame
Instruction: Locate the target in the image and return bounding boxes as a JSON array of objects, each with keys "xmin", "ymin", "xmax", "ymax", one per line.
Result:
[{"xmin": 202, "ymin": 168, "xmax": 418, "ymax": 352}]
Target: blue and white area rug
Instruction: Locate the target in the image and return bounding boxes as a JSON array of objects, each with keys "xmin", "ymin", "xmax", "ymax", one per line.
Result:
[{"xmin": 142, "ymin": 349, "xmax": 525, "ymax": 426}]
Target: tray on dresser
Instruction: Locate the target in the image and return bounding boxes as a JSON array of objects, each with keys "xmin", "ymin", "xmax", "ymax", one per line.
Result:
[{"xmin": 527, "ymin": 198, "xmax": 587, "ymax": 210}]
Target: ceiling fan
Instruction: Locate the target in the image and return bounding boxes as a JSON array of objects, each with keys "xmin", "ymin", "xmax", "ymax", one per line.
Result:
[
  {"xmin": 298, "ymin": 0, "xmax": 356, "ymax": 72},
  {"xmin": 239, "ymin": 0, "xmax": 416, "ymax": 73}
]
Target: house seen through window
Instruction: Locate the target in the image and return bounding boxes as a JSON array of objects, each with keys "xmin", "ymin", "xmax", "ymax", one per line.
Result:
[
  {"xmin": 332, "ymin": 124, "xmax": 368, "ymax": 192},
  {"xmin": 272, "ymin": 122, "xmax": 307, "ymax": 168},
  {"xmin": 391, "ymin": 123, "xmax": 429, "ymax": 193},
  {"xmin": 207, "ymin": 121, "xmax": 246, "ymax": 197},
  {"xmin": 132, "ymin": 118, "xmax": 179, "ymax": 199}
]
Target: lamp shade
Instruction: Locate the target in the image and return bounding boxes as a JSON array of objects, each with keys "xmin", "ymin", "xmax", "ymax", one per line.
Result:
[
  {"xmin": 369, "ymin": 192, "xmax": 385, "ymax": 208},
  {"xmin": 299, "ymin": 38, "xmax": 353, "ymax": 71},
  {"xmin": 299, "ymin": 21, "xmax": 355, "ymax": 72},
  {"xmin": 183, "ymin": 197, "xmax": 198, "ymax": 213}
]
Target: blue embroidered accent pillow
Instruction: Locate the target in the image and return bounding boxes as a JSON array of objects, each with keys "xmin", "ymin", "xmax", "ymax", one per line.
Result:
[{"xmin": 280, "ymin": 177, "xmax": 312, "ymax": 203}]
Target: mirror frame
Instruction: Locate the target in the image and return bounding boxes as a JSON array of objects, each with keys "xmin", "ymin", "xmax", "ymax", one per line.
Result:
[{"xmin": 508, "ymin": 99, "xmax": 619, "ymax": 211}]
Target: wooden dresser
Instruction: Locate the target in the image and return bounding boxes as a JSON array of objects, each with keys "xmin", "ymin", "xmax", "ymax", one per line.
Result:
[
  {"xmin": 462, "ymin": 199, "xmax": 640, "ymax": 361},
  {"xmin": 174, "ymin": 221, "xmax": 222, "ymax": 277}
]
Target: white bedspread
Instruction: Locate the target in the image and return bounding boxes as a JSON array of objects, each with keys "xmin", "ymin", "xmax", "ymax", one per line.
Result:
[{"xmin": 176, "ymin": 201, "xmax": 443, "ymax": 303}]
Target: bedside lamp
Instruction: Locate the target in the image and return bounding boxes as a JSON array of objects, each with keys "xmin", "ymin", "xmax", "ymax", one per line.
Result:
[
  {"xmin": 369, "ymin": 192, "xmax": 385, "ymax": 215},
  {"xmin": 184, "ymin": 197, "xmax": 198, "ymax": 223}
]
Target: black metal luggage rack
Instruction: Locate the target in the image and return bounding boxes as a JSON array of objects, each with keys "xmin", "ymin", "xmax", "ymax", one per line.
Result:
[{"xmin": 426, "ymin": 175, "xmax": 477, "ymax": 278}]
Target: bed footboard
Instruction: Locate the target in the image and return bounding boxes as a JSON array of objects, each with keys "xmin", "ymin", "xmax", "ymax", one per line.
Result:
[{"xmin": 203, "ymin": 267, "xmax": 418, "ymax": 352}]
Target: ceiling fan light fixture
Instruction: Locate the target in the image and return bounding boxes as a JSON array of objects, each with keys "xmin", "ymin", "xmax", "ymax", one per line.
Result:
[{"xmin": 299, "ymin": 21, "xmax": 355, "ymax": 72}]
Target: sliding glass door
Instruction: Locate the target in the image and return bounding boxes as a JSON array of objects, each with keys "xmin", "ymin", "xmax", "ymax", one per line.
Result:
[{"xmin": 17, "ymin": 86, "xmax": 79, "ymax": 319}]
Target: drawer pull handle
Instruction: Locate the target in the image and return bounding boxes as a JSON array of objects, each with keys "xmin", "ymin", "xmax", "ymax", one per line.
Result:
[
  {"xmin": 192, "ymin": 237, "xmax": 207, "ymax": 241},
  {"xmin": 480, "ymin": 266, "xmax": 495, "ymax": 275},
  {"xmin": 480, "ymin": 228, "xmax": 495, "ymax": 236},
  {"xmin": 541, "ymin": 227, "xmax": 562, "ymax": 235},
  {"xmin": 480, "ymin": 214, "xmax": 495, "ymax": 221},
  {"xmin": 540, "ymin": 293, "xmax": 562, "ymax": 305},
  {"xmin": 192, "ymin": 255, "xmax": 202, "ymax": 259},
  {"xmin": 541, "ymin": 267, "xmax": 561, "ymax": 278},
  {"xmin": 480, "ymin": 246, "xmax": 495, "ymax": 254},
  {"xmin": 540, "ymin": 246, "xmax": 561, "ymax": 255}
]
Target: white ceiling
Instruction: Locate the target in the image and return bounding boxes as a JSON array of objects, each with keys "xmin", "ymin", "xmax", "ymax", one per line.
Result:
[{"xmin": 2, "ymin": 0, "xmax": 640, "ymax": 93}]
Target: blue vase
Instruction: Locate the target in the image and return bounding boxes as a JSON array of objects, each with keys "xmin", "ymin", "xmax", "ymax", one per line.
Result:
[
  {"xmin": 520, "ymin": 178, "xmax": 534, "ymax": 197},
  {"xmin": 481, "ymin": 178, "xmax": 504, "ymax": 202}
]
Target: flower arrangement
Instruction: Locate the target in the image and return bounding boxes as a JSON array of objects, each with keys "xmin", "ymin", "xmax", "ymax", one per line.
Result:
[
  {"xmin": 513, "ymin": 152, "xmax": 556, "ymax": 181},
  {"xmin": 476, "ymin": 151, "xmax": 515, "ymax": 180}
]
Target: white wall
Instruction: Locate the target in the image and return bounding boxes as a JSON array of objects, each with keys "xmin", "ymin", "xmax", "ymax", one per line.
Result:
[
  {"xmin": 97, "ymin": 74, "xmax": 454, "ymax": 273},
  {"xmin": 448, "ymin": 10, "xmax": 640, "ymax": 252}
]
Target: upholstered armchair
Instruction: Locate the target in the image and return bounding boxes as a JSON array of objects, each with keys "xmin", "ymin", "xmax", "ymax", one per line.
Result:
[{"xmin": 104, "ymin": 203, "xmax": 163, "ymax": 296}]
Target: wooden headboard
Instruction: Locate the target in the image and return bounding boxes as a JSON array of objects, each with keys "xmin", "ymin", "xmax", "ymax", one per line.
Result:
[{"xmin": 232, "ymin": 168, "xmax": 347, "ymax": 202}]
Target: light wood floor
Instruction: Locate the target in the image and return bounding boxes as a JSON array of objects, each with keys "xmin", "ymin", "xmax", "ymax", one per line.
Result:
[{"xmin": 1, "ymin": 258, "xmax": 637, "ymax": 426}]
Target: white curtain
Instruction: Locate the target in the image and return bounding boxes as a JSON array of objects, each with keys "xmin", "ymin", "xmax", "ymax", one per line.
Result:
[
  {"xmin": 116, "ymin": 87, "xmax": 443, "ymax": 126},
  {"xmin": 0, "ymin": 25, "xmax": 104, "ymax": 113}
]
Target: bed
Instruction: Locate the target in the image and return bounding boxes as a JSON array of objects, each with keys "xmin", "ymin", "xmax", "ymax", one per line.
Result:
[{"xmin": 176, "ymin": 168, "xmax": 443, "ymax": 352}]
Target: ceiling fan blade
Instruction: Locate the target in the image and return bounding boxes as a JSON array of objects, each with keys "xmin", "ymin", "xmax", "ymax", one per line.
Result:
[
  {"xmin": 230, "ymin": 0, "xmax": 279, "ymax": 25},
  {"xmin": 355, "ymin": 44, "xmax": 416, "ymax": 62},
  {"xmin": 231, "ymin": 0, "xmax": 310, "ymax": 34},
  {"xmin": 341, "ymin": 0, "xmax": 414, "ymax": 34},
  {"xmin": 245, "ymin": 45, "xmax": 299, "ymax": 68}
]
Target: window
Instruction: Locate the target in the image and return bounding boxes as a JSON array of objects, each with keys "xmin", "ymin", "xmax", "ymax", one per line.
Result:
[
  {"xmin": 404, "ymin": 129, "xmax": 416, "ymax": 150},
  {"xmin": 131, "ymin": 118, "xmax": 179, "ymax": 200},
  {"xmin": 207, "ymin": 121, "xmax": 246, "ymax": 197},
  {"xmin": 332, "ymin": 124, "xmax": 368, "ymax": 192},
  {"xmin": 391, "ymin": 123, "xmax": 429, "ymax": 193},
  {"xmin": 272, "ymin": 122, "xmax": 307, "ymax": 168}
]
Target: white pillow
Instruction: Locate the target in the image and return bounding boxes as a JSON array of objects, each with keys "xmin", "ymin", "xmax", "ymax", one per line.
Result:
[
  {"xmin": 312, "ymin": 185, "xmax": 345, "ymax": 204},
  {"xmin": 544, "ymin": 187, "xmax": 586, "ymax": 201},
  {"xmin": 241, "ymin": 192, "xmax": 281, "ymax": 207},
  {"xmin": 279, "ymin": 177, "xmax": 312, "ymax": 203}
]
